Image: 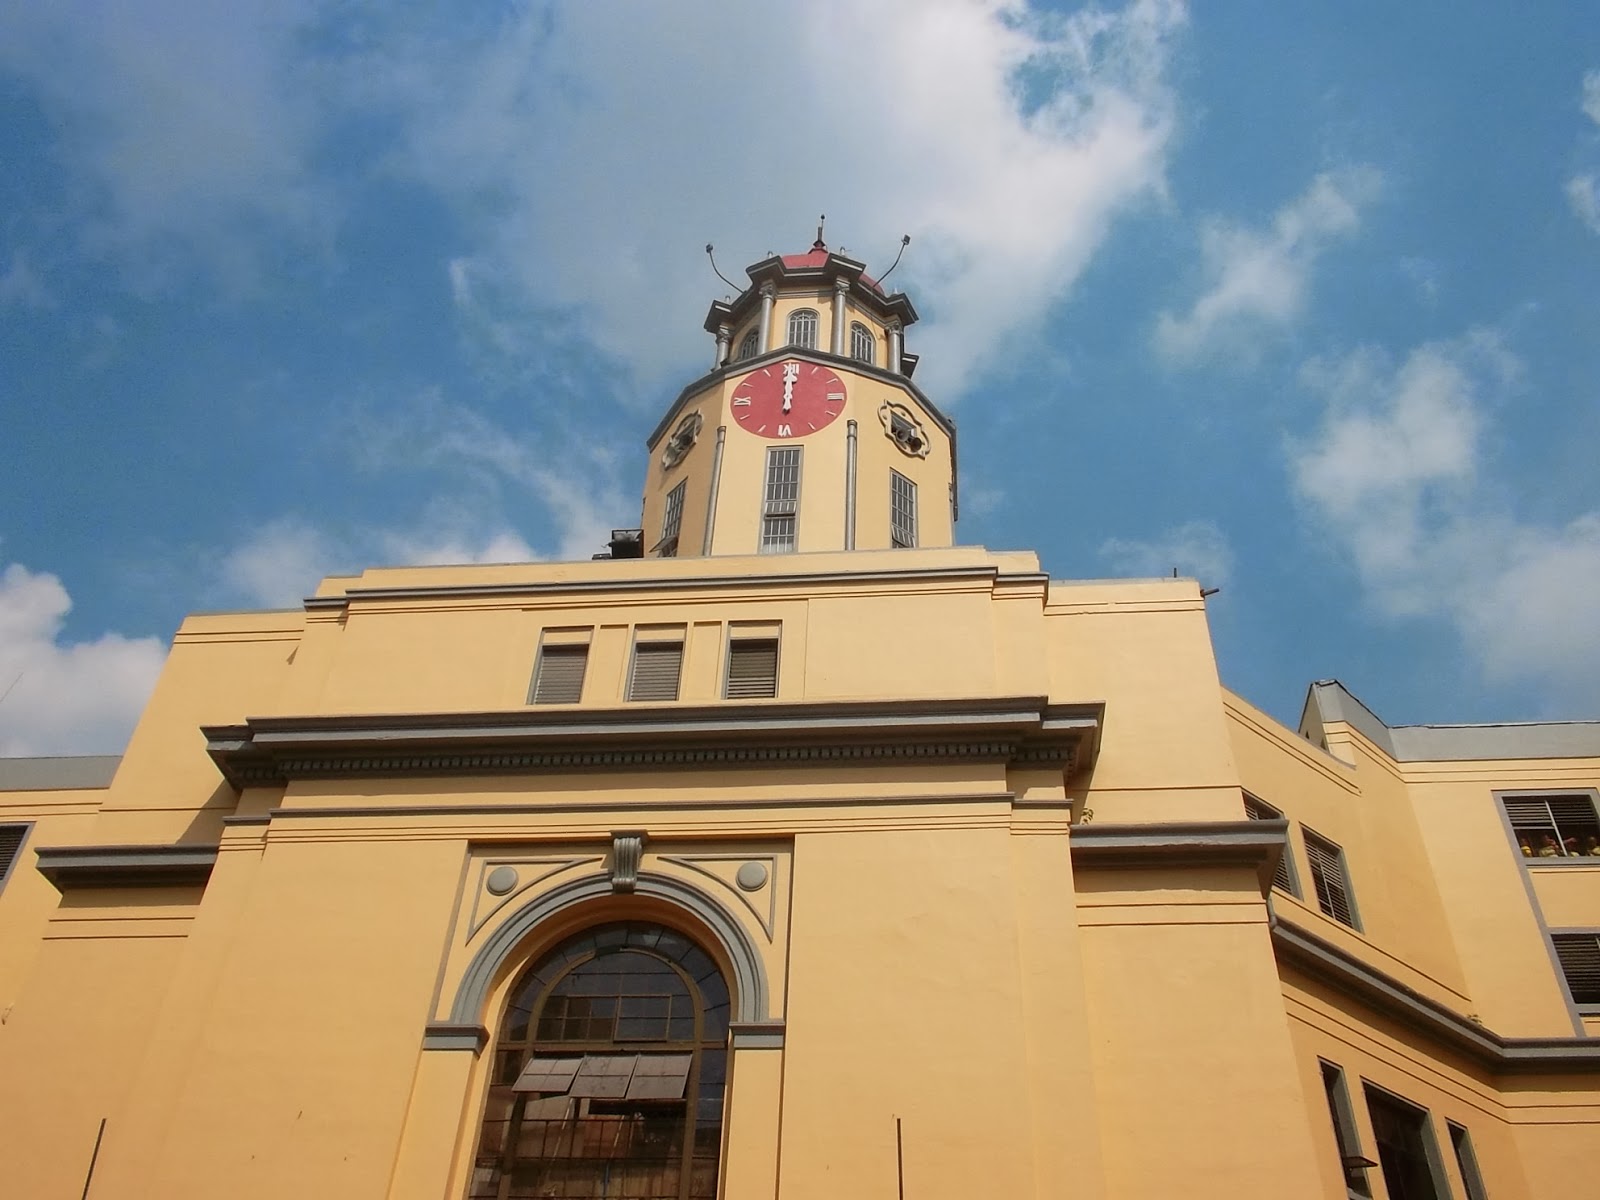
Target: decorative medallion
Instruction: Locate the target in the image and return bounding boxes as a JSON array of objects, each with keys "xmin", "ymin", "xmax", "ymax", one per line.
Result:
[
  {"xmin": 878, "ymin": 401, "xmax": 929, "ymax": 457},
  {"xmin": 485, "ymin": 865, "xmax": 520, "ymax": 895},
  {"xmin": 735, "ymin": 861, "xmax": 769, "ymax": 892},
  {"xmin": 661, "ymin": 410, "xmax": 703, "ymax": 469},
  {"xmin": 731, "ymin": 359, "xmax": 846, "ymax": 439}
]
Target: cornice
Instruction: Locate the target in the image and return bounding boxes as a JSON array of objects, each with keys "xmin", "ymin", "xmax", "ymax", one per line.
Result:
[
  {"xmin": 702, "ymin": 252, "xmax": 918, "ymax": 334},
  {"xmin": 35, "ymin": 844, "xmax": 217, "ymax": 890},
  {"xmin": 1069, "ymin": 819, "xmax": 1288, "ymax": 896},
  {"xmin": 203, "ymin": 697, "xmax": 1102, "ymax": 790},
  {"xmin": 1272, "ymin": 917, "xmax": 1600, "ymax": 1074},
  {"xmin": 303, "ymin": 563, "xmax": 1024, "ymax": 612}
]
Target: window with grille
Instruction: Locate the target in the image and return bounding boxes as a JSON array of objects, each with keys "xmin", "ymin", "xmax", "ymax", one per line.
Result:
[
  {"xmin": 786, "ymin": 308, "xmax": 818, "ymax": 350},
  {"xmin": 1552, "ymin": 933, "xmax": 1600, "ymax": 1006},
  {"xmin": 889, "ymin": 470, "xmax": 917, "ymax": 548},
  {"xmin": 725, "ymin": 639, "xmax": 778, "ymax": 699},
  {"xmin": 1447, "ymin": 1124, "xmax": 1489, "ymax": 1200},
  {"xmin": 1363, "ymin": 1085, "xmax": 1448, "ymax": 1200},
  {"xmin": 1319, "ymin": 1062, "xmax": 1373, "ymax": 1198},
  {"xmin": 530, "ymin": 644, "xmax": 589, "ymax": 705},
  {"xmin": 0, "ymin": 824, "xmax": 28, "ymax": 893},
  {"xmin": 850, "ymin": 321, "xmax": 875, "ymax": 364},
  {"xmin": 760, "ymin": 447, "xmax": 801, "ymax": 553},
  {"xmin": 736, "ymin": 328, "xmax": 759, "ymax": 361},
  {"xmin": 1305, "ymin": 831, "xmax": 1358, "ymax": 928},
  {"xmin": 1244, "ymin": 795, "xmax": 1299, "ymax": 896},
  {"xmin": 470, "ymin": 922, "xmax": 730, "ymax": 1200},
  {"xmin": 627, "ymin": 641, "xmax": 683, "ymax": 702},
  {"xmin": 1502, "ymin": 793, "xmax": 1600, "ymax": 858},
  {"xmin": 658, "ymin": 481, "xmax": 686, "ymax": 558}
]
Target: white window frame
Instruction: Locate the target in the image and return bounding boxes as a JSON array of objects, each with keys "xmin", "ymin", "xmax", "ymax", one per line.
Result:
[
  {"xmin": 736, "ymin": 327, "xmax": 760, "ymax": 361},
  {"xmin": 850, "ymin": 321, "xmax": 875, "ymax": 365},
  {"xmin": 658, "ymin": 480, "xmax": 686, "ymax": 558},
  {"xmin": 760, "ymin": 446, "xmax": 801, "ymax": 554},
  {"xmin": 889, "ymin": 470, "xmax": 917, "ymax": 548},
  {"xmin": 786, "ymin": 308, "xmax": 818, "ymax": 350}
]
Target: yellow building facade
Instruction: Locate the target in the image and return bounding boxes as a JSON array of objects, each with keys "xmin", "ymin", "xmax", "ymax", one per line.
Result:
[{"xmin": 1, "ymin": 241, "xmax": 1598, "ymax": 1199}]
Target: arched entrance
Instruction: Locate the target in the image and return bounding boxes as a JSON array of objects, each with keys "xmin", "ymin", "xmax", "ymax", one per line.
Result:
[{"xmin": 468, "ymin": 922, "xmax": 731, "ymax": 1199}]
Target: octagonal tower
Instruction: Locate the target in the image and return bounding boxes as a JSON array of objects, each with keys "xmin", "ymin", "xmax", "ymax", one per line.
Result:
[{"xmin": 640, "ymin": 236, "xmax": 955, "ymax": 557}]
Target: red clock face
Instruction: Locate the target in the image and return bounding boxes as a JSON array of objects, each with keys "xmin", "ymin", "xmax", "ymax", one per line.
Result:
[{"xmin": 729, "ymin": 360, "xmax": 847, "ymax": 439}]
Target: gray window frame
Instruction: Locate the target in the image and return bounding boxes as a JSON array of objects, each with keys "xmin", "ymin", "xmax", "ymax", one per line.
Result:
[
  {"xmin": 1319, "ymin": 1060, "xmax": 1373, "ymax": 1199},
  {"xmin": 736, "ymin": 328, "xmax": 760, "ymax": 361},
  {"xmin": 1304, "ymin": 827, "xmax": 1360, "ymax": 930},
  {"xmin": 1361, "ymin": 1080, "xmax": 1450, "ymax": 1200},
  {"xmin": 1447, "ymin": 1122, "xmax": 1490, "ymax": 1200},
  {"xmin": 0, "ymin": 823, "xmax": 33, "ymax": 896},
  {"xmin": 1499, "ymin": 790, "xmax": 1600, "ymax": 861},
  {"xmin": 1549, "ymin": 929, "xmax": 1600, "ymax": 1013},
  {"xmin": 528, "ymin": 643, "xmax": 589, "ymax": 705},
  {"xmin": 658, "ymin": 480, "xmax": 687, "ymax": 558},
  {"xmin": 1244, "ymin": 794, "xmax": 1300, "ymax": 897},
  {"xmin": 724, "ymin": 637, "xmax": 780, "ymax": 700}
]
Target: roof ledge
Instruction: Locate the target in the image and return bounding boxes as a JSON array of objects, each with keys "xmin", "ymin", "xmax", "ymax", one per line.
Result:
[{"xmin": 35, "ymin": 844, "xmax": 217, "ymax": 890}]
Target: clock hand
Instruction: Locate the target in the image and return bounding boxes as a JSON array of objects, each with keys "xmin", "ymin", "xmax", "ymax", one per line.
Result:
[{"xmin": 782, "ymin": 362, "xmax": 799, "ymax": 411}]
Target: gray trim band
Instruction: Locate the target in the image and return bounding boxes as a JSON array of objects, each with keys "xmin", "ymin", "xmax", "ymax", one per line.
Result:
[
  {"xmin": 729, "ymin": 1021, "xmax": 786, "ymax": 1050},
  {"xmin": 1069, "ymin": 820, "xmax": 1287, "ymax": 896},
  {"xmin": 35, "ymin": 844, "xmax": 217, "ymax": 890},
  {"xmin": 446, "ymin": 871, "xmax": 770, "ymax": 1028},
  {"xmin": 422, "ymin": 1023, "xmax": 490, "ymax": 1053},
  {"xmin": 307, "ymin": 563, "xmax": 1027, "ymax": 610},
  {"xmin": 1272, "ymin": 917, "xmax": 1600, "ymax": 1074},
  {"xmin": 203, "ymin": 698, "xmax": 1102, "ymax": 789}
]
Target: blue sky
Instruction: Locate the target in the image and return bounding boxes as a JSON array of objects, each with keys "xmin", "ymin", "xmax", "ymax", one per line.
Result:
[{"xmin": 4, "ymin": 1, "xmax": 1600, "ymax": 755}]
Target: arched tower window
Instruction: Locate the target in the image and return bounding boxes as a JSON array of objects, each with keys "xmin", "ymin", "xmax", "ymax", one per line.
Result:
[
  {"xmin": 470, "ymin": 922, "xmax": 730, "ymax": 1200},
  {"xmin": 736, "ymin": 328, "xmax": 759, "ymax": 361},
  {"xmin": 850, "ymin": 321, "xmax": 875, "ymax": 365},
  {"xmin": 785, "ymin": 308, "xmax": 818, "ymax": 350}
]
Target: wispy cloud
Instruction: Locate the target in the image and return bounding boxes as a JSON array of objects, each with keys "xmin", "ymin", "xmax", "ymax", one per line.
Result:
[
  {"xmin": 1290, "ymin": 332, "xmax": 1600, "ymax": 710},
  {"xmin": 1099, "ymin": 519, "xmax": 1233, "ymax": 585},
  {"xmin": 1156, "ymin": 166, "xmax": 1382, "ymax": 363},
  {"xmin": 1568, "ymin": 70, "xmax": 1600, "ymax": 233},
  {"xmin": 0, "ymin": 561, "xmax": 166, "ymax": 755}
]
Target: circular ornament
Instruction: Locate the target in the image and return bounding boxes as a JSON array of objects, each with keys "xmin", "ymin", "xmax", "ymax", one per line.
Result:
[
  {"xmin": 485, "ymin": 865, "xmax": 520, "ymax": 896},
  {"xmin": 735, "ymin": 861, "xmax": 769, "ymax": 891}
]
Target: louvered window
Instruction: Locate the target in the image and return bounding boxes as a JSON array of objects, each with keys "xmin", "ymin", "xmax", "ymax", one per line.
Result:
[
  {"xmin": 725, "ymin": 639, "xmax": 778, "ymax": 700},
  {"xmin": 890, "ymin": 470, "xmax": 917, "ymax": 548},
  {"xmin": 786, "ymin": 308, "xmax": 818, "ymax": 350},
  {"xmin": 1503, "ymin": 794, "xmax": 1600, "ymax": 858},
  {"xmin": 1304, "ymin": 831, "xmax": 1358, "ymax": 928},
  {"xmin": 1552, "ymin": 933, "xmax": 1600, "ymax": 1006},
  {"xmin": 628, "ymin": 641, "xmax": 683, "ymax": 702},
  {"xmin": 530, "ymin": 645, "xmax": 588, "ymax": 705},
  {"xmin": 0, "ymin": 824, "xmax": 28, "ymax": 891},
  {"xmin": 658, "ymin": 481, "xmax": 686, "ymax": 558},
  {"xmin": 760, "ymin": 447, "xmax": 801, "ymax": 553},
  {"xmin": 1244, "ymin": 795, "xmax": 1298, "ymax": 895},
  {"xmin": 736, "ymin": 328, "xmax": 759, "ymax": 361},
  {"xmin": 850, "ymin": 321, "xmax": 875, "ymax": 365}
]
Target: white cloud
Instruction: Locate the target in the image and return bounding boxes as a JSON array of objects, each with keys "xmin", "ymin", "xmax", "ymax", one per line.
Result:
[
  {"xmin": 0, "ymin": 251, "xmax": 53, "ymax": 308},
  {"xmin": 1583, "ymin": 69, "xmax": 1600, "ymax": 128},
  {"xmin": 0, "ymin": 562, "xmax": 166, "ymax": 756},
  {"xmin": 0, "ymin": 2, "xmax": 332, "ymax": 286},
  {"xmin": 1099, "ymin": 519, "xmax": 1233, "ymax": 585},
  {"xmin": 345, "ymin": 0, "xmax": 1188, "ymax": 396},
  {"xmin": 1156, "ymin": 166, "xmax": 1382, "ymax": 362},
  {"xmin": 1290, "ymin": 332, "xmax": 1600, "ymax": 710},
  {"xmin": 218, "ymin": 515, "xmax": 543, "ymax": 609},
  {"xmin": 1566, "ymin": 173, "xmax": 1600, "ymax": 235}
]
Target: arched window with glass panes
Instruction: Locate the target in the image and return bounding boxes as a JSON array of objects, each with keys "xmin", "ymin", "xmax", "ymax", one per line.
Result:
[
  {"xmin": 849, "ymin": 321, "xmax": 875, "ymax": 365},
  {"xmin": 469, "ymin": 922, "xmax": 731, "ymax": 1200},
  {"xmin": 736, "ymin": 328, "xmax": 759, "ymax": 361},
  {"xmin": 785, "ymin": 308, "xmax": 818, "ymax": 350}
]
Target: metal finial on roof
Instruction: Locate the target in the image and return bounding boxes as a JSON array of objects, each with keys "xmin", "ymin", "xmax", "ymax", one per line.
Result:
[
  {"xmin": 705, "ymin": 243, "xmax": 741, "ymax": 292},
  {"xmin": 813, "ymin": 214, "xmax": 827, "ymax": 250},
  {"xmin": 877, "ymin": 234, "xmax": 912, "ymax": 287}
]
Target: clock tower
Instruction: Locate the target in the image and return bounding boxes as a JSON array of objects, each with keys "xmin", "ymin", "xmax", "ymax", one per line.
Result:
[{"xmin": 640, "ymin": 235, "xmax": 955, "ymax": 557}]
